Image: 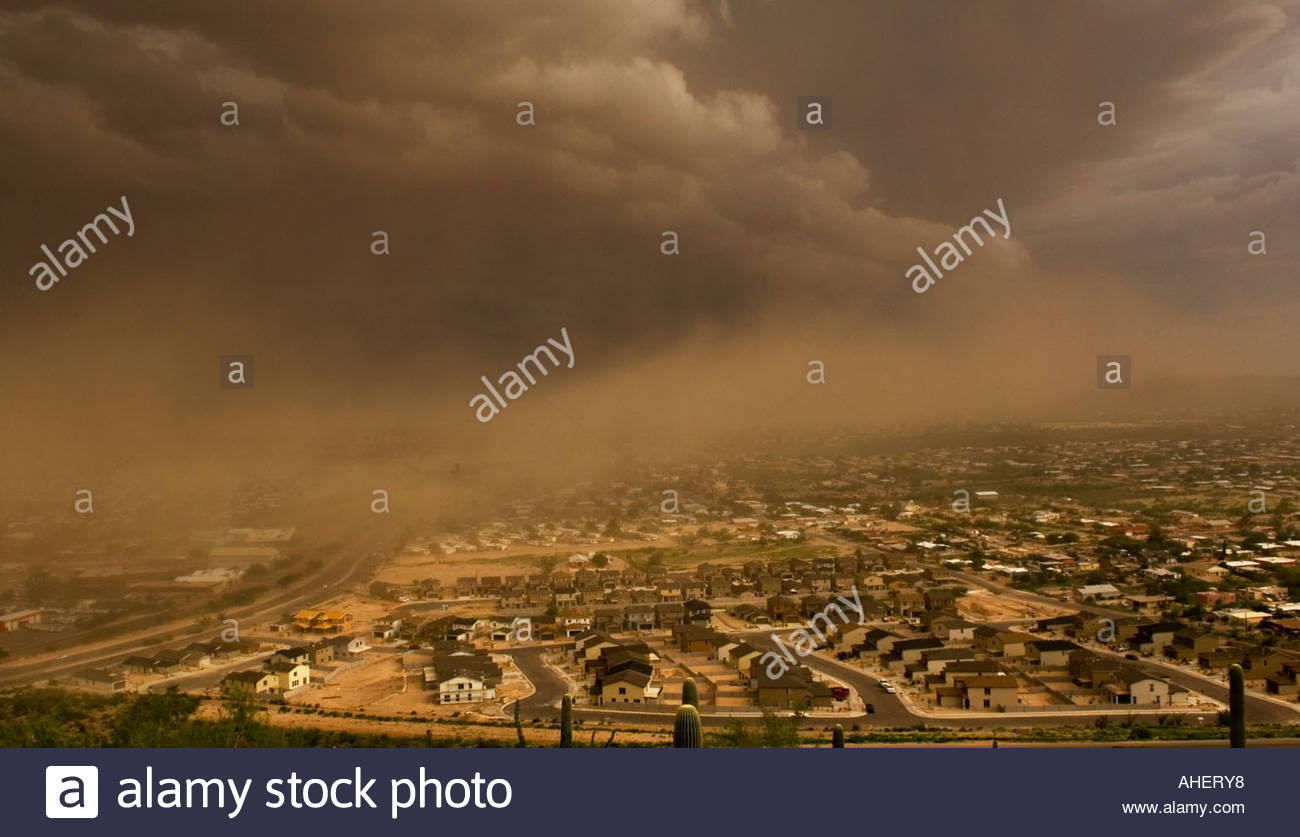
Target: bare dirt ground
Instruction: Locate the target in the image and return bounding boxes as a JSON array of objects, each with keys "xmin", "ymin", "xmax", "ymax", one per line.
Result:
[
  {"xmin": 957, "ymin": 587, "xmax": 1071, "ymax": 622},
  {"xmin": 375, "ymin": 537, "xmax": 674, "ymax": 587},
  {"xmin": 280, "ymin": 652, "xmax": 530, "ymax": 719}
]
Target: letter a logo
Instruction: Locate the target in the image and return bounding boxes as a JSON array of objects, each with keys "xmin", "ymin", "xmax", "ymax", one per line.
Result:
[{"xmin": 46, "ymin": 766, "xmax": 98, "ymax": 818}]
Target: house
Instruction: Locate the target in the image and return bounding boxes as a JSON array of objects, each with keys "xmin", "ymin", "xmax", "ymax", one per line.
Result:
[
  {"xmin": 709, "ymin": 633, "xmax": 738, "ymax": 663},
  {"xmin": 730, "ymin": 604, "xmax": 770, "ymax": 626},
  {"xmin": 430, "ymin": 667, "xmax": 497, "ymax": 704},
  {"xmin": 943, "ymin": 661, "xmax": 1005, "ymax": 686},
  {"xmin": 1198, "ymin": 648, "xmax": 1240, "ymax": 672},
  {"xmin": 424, "ymin": 647, "xmax": 502, "ymax": 702},
  {"xmin": 766, "ymin": 595, "xmax": 801, "ymax": 624},
  {"xmin": 929, "ymin": 615, "xmax": 978, "ymax": 642},
  {"xmin": 327, "ymin": 634, "xmax": 369, "ymax": 658},
  {"xmin": 919, "ymin": 647, "xmax": 977, "ymax": 676},
  {"xmin": 729, "ymin": 643, "xmax": 763, "ymax": 675},
  {"xmin": 222, "ymin": 669, "xmax": 278, "ymax": 697},
  {"xmin": 1264, "ymin": 659, "xmax": 1300, "ymax": 699},
  {"xmin": 596, "ymin": 668, "xmax": 661, "ymax": 705},
  {"xmin": 656, "ymin": 577, "xmax": 685, "ymax": 602},
  {"xmin": 1132, "ymin": 622, "xmax": 1182, "ymax": 655},
  {"xmin": 210, "ymin": 640, "xmax": 247, "ymax": 661},
  {"xmin": 270, "ymin": 646, "xmax": 311, "ymax": 666},
  {"xmin": 654, "ymin": 602, "xmax": 685, "ymax": 631},
  {"xmin": 308, "ymin": 641, "xmax": 335, "ymax": 666},
  {"xmin": 682, "ymin": 580, "xmax": 707, "ymax": 600},
  {"xmin": 857, "ymin": 574, "xmax": 887, "ymax": 596},
  {"xmin": 266, "ymin": 661, "xmax": 310, "ymax": 692},
  {"xmin": 673, "ymin": 623, "xmax": 723, "ymax": 653},
  {"xmin": 67, "ymin": 667, "xmax": 126, "ymax": 693},
  {"xmin": 498, "ymin": 588, "xmax": 528, "ymax": 609},
  {"xmin": 1068, "ymin": 650, "xmax": 1120, "ymax": 686},
  {"xmin": 291, "ymin": 609, "xmax": 322, "ymax": 631},
  {"xmin": 1240, "ymin": 649, "xmax": 1299, "ymax": 684},
  {"xmin": 1025, "ymin": 640, "xmax": 1080, "ymax": 670},
  {"xmin": 151, "ymin": 649, "xmax": 194, "ymax": 674},
  {"xmin": 979, "ymin": 630, "xmax": 1035, "ymax": 658},
  {"xmin": 624, "ymin": 604, "xmax": 656, "ymax": 632},
  {"xmin": 1164, "ymin": 630, "xmax": 1219, "ymax": 663},
  {"xmin": 924, "ymin": 588, "xmax": 959, "ymax": 610},
  {"xmin": 1036, "ymin": 615, "xmax": 1078, "ymax": 637},
  {"xmin": 593, "ymin": 607, "xmax": 623, "ymax": 632},
  {"xmin": 592, "ymin": 645, "xmax": 654, "ymax": 681},
  {"xmin": 834, "ymin": 622, "xmax": 874, "ymax": 650},
  {"xmin": 183, "ymin": 641, "xmax": 217, "ymax": 667},
  {"xmin": 1126, "ymin": 595, "xmax": 1173, "ymax": 617},
  {"xmin": 121, "ymin": 655, "xmax": 157, "ymax": 675},
  {"xmin": 1075, "ymin": 583, "xmax": 1123, "ymax": 603},
  {"xmin": 1102, "ymin": 668, "xmax": 1171, "ymax": 706},
  {"xmin": 895, "ymin": 590, "xmax": 928, "ymax": 622},
  {"xmin": 0, "ymin": 608, "xmax": 43, "ymax": 631},
  {"xmin": 373, "ymin": 619, "xmax": 402, "ymax": 640},
  {"xmin": 492, "ymin": 616, "xmax": 531, "ymax": 643},
  {"xmin": 576, "ymin": 632, "xmax": 622, "ymax": 662},
  {"xmin": 562, "ymin": 616, "xmax": 592, "ymax": 637},
  {"xmin": 314, "ymin": 611, "xmax": 352, "ymax": 633},
  {"xmin": 961, "ymin": 675, "xmax": 1019, "ymax": 710},
  {"xmin": 754, "ymin": 665, "xmax": 833, "ymax": 709},
  {"xmin": 891, "ymin": 637, "xmax": 946, "ymax": 665},
  {"xmin": 804, "ymin": 573, "xmax": 833, "ymax": 593},
  {"xmin": 683, "ymin": 599, "xmax": 713, "ymax": 626}
]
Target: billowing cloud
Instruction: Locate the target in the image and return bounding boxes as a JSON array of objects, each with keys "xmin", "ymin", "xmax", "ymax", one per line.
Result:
[{"xmin": 0, "ymin": 0, "xmax": 1297, "ymax": 504}]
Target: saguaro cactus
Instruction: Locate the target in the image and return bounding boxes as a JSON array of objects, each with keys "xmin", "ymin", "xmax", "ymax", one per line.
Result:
[
  {"xmin": 1228, "ymin": 663, "xmax": 1246, "ymax": 748},
  {"xmin": 832, "ymin": 724, "xmax": 845, "ymax": 748},
  {"xmin": 681, "ymin": 677, "xmax": 699, "ymax": 708},
  {"xmin": 559, "ymin": 695, "xmax": 573, "ymax": 748},
  {"xmin": 673, "ymin": 704, "xmax": 703, "ymax": 748}
]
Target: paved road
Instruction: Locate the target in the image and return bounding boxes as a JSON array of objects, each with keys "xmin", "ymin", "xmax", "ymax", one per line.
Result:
[
  {"xmin": 499, "ymin": 628, "xmax": 1295, "ymax": 731},
  {"xmin": 504, "ymin": 646, "xmax": 570, "ymax": 718},
  {"xmin": 934, "ymin": 563, "xmax": 1300, "ymax": 724},
  {"xmin": 0, "ymin": 541, "xmax": 383, "ymax": 689}
]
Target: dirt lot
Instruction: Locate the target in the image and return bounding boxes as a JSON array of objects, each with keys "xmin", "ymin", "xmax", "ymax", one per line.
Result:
[
  {"xmin": 957, "ymin": 587, "xmax": 1071, "ymax": 622},
  {"xmin": 281, "ymin": 652, "xmax": 530, "ymax": 719},
  {"xmin": 375, "ymin": 537, "xmax": 674, "ymax": 587}
]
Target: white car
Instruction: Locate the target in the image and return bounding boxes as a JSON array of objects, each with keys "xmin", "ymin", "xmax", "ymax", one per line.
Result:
[{"xmin": 879, "ymin": 680, "xmax": 896, "ymax": 694}]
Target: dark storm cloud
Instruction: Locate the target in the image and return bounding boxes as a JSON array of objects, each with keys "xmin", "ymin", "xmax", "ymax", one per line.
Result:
[{"xmin": 0, "ymin": 0, "xmax": 1297, "ymax": 497}]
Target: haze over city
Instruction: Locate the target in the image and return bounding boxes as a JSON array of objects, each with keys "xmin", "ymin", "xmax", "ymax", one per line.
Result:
[{"xmin": 3, "ymin": 1, "xmax": 1300, "ymax": 753}]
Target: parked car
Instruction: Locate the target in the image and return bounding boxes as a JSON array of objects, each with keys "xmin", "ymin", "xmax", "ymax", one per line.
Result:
[
  {"xmin": 1124, "ymin": 653, "xmax": 1139, "ymax": 660},
  {"xmin": 830, "ymin": 686, "xmax": 850, "ymax": 700}
]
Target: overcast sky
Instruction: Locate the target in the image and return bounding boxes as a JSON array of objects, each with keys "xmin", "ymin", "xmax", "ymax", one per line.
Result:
[{"xmin": 2, "ymin": 1, "xmax": 1298, "ymax": 496}]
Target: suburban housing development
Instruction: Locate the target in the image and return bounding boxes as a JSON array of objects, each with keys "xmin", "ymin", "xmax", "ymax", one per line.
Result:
[{"xmin": 5, "ymin": 420, "xmax": 1300, "ymax": 746}]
